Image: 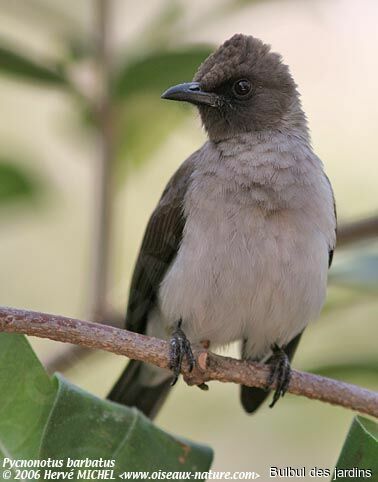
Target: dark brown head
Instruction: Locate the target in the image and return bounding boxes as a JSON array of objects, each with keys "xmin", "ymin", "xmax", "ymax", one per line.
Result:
[{"xmin": 162, "ymin": 34, "xmax": 305, "ymax": 141}]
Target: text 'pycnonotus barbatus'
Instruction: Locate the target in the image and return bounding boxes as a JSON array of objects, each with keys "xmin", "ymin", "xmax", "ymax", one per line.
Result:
[{"xmin": 108, "ymin": 34, "xmax": 337, "ymax": 419}]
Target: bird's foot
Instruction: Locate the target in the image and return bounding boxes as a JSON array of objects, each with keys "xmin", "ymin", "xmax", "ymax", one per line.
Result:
[
  {"xmin": 267, "ymin": 344, "xmax": 291, "ymax": 408},
  {"xmin": 169, "ymin": 319, "xmax": 195, "ymax": 386}
]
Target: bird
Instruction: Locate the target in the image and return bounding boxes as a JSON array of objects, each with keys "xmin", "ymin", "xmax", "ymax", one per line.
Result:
[{"xmin": 108, "ymin": 33, "xmax": 337, "ymax": 419}]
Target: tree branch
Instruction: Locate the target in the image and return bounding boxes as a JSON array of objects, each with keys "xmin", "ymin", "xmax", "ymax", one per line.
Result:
[
  {"xmin": 337, "ymin": 214, "xmax": 378, "ymax": 247},
  {"xmin": 45, "ymin": 213, "xmax": 378, "ymax": 373},
  {"xmin": 90, "ymin": 0, "xmax": 114, "ymax": 321},
  {"xmin": 0, "ymin": 307, "xmax": 377, "ymax": 418}
]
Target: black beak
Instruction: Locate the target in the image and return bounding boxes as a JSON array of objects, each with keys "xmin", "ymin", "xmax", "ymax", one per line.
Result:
[{"xmin": 161, "ymin": 82, "xmax": 218, "ymax": 107}]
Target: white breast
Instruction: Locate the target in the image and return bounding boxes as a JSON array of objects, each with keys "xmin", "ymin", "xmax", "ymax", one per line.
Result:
[{"xmin": 156, "ymin": 133, "xmax": 335, "ymax": 360}]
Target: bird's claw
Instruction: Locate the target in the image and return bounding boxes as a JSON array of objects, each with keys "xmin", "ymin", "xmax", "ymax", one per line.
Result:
[
  {"xmin": 267, "ymin": 344, "xmax": 291, "ymax": 408},
  {"xmin": 169, "ymin": 319, "xmax": 195, "ymax": 386}
]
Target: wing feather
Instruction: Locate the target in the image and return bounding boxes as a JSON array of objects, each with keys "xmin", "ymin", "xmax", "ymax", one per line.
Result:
[{"xmin": 125, "ymin": 152, "xmax": 198, "ymax": 334}]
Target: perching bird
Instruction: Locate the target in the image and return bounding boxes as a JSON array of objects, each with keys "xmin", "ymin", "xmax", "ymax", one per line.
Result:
[{"xmin": 108, "ymin": 34, "xmax": 336, "ymax": 419}]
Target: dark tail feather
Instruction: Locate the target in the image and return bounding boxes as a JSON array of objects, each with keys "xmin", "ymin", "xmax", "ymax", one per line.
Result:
[
  {"xmin": 107, "ymin": 360, "xmax": 172, "ymax": 420},
  {"xmin": 241, "ymin": 385, "xmax": 271, "ymax": 413},
  {"xmin": 240, "ymin": 332, "xmax": 303, "ymax": 414}
]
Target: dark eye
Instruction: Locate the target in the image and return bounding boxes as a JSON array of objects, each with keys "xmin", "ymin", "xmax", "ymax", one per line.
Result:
[{"xmin": 232, "ymin": 79, "xmax": 252, "ymax": 98}]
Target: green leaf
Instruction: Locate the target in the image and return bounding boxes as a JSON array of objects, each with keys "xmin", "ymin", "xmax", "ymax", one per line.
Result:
[
  {"xmin": 41, "ymin": 375, "xmax": 212, "ymax": 476},
  {"xmin": 116, "ymin": 94, "xmax": 189, "ymax": 172},
  {"xmin": 312, "ymin": 359, "xmax": 378, "ymax": 380},
  {"xmin": 0, "ymin": 45, "xmax": 66, "ymax": 86},
  {"xmin": 0, "ymin": 161, "xmax": 42, "ymax": 205},
  {"xmin": 115, "ymin": 46, "xmax": 213, "ymax": 99},
  {"xmin": 0, "ymin": 334, "xmax": 213, "ymax": 478},
  {"xmin": 334, "ymin": 416, "xmax": 378, "ymax": 481},
  {"xmin": 0, "ymin": 334, "xmax": 57, "ymax": 460},
  {"xmin": 113, "ymin": 46, "xmax": 212, "ymax": 172},
  {"xmin": 330, "ymin": 252, "xmax": 378, "ymax": 290}
]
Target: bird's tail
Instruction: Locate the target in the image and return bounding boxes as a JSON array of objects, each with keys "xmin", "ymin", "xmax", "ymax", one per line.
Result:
[
  {"xmin": 240, "ymin": 332, "xmax": 303, "ymax": 413},
  {"xmin": 107, "ymin": 360, "xmax": 172, "ymax": 420}
]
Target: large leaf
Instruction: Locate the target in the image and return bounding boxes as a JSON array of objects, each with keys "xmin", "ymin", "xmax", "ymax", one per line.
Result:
[
  {"xmin": 0, "ymin": 334, "xmax": 56, "ymax": 460},
  {"xmin": 330, "ymin": 252, "xmax": 378, "ymax": 290},
  {"xmin": 116, "ymin": 94, "xmax": 189, "ymax": 172},
  {"xmin": 0, "ymin": 45, "xmax": 66, "ymax": 86},
  {"xmin": 115, "ymin": 47, "xmax": 213, "ymax": 99},
  {"xmin": 113, "ymin": 46, "xmax": 211, "ymax": 172},
  {"xmin": 334, "ymin": 416, "xmax": 378, "ymax": 481},
  {"xmin": 41, "ymin": 375, "xmax": 212, "ymax": 476},
  {"xmin": 0, "ymin": 161, "xmax": 42, "ymax": 205},
  {"xmin": 0, "ymin": 334, "xmax": 213, "ymax": 480},
  {"xmin": 311, "ymin": 359, "xmax": 378, "ymax": 380}
]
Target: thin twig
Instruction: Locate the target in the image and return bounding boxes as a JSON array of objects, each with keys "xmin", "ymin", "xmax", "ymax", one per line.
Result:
[
  {"xmin": 337, "ymin": 214, "xmax": 378, "ymax": 247},
  {"xmin": 90, "ymin": 0, "xmax": 114, "ymax": 321},
  {"xmin": 46, "ymin": 213, "xmax": 378, "ymax": 372},
  {"xmin": 0, "ymin": 307, "xmax": 377, "ymax": 418},
  {"xmin": 44, "ymin": 345, "xmax": 94, "ymax": 374},
  {"xmin": 44, "ymin": 310, "xmax": 124, "ymax": 374}
]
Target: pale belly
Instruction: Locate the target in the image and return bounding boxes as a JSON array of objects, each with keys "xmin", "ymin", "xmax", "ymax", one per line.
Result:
[{"xmin": 156, "ymin": 205, "xmax": 329, "ymax": 360}]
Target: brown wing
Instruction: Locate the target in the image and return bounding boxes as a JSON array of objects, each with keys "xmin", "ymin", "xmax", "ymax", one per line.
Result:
[{"xmin": 125, "ymin": 152, "xmax": 198, "ymax": 334}]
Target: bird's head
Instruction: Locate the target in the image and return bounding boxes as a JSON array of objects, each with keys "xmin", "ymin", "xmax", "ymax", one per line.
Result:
[{"xmin": 161, "ymin": 34, "xmax": 305, "ymax": 141}]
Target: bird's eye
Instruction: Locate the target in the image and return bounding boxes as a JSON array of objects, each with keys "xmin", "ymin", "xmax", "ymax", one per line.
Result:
[{"xmin": 232, "ymin": 79, "xmax": 252, "ymax": 98}]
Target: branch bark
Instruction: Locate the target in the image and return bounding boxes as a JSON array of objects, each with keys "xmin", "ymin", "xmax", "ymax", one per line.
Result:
[
  {"xmin": 0, "ymin": 307, "xmax": 377, "ymax": 418},
  {"xmin": 46, "ymin": 213, "xmax": 378, "ymax": 373},
  {"xmin": 90, "ymin": 0, "xmax": 114, "ymax": 321},
  {"xmin": 337, "ymin": 214, "xmax": 378, "ymax": 247}
]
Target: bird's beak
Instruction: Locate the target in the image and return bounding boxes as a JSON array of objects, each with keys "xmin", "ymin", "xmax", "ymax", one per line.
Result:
[{"xmin": 161, "ymin": 82, "xmax": 218, "ymax": 107}]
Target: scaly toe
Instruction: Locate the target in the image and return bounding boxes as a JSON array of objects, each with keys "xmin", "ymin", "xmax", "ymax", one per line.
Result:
[
  {"xmin": 168, "ymin": 320, "xmax": 195, "ymax": 385},
  {"xmin": 267, "ymin": 344, "xmax": 292, "ymax": 408}
]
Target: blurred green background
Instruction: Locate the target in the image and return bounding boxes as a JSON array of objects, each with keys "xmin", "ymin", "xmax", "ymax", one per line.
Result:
[{"xmin": 0, "ymin": 0, "xmax": 377, "ymax": 479}]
